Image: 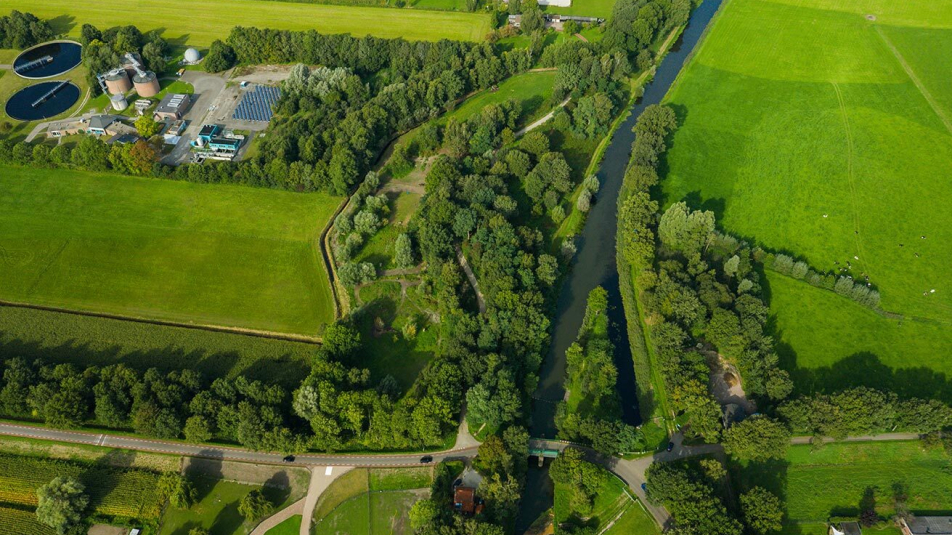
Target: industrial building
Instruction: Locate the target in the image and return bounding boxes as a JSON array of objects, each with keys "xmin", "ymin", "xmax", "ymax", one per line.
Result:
[
  {"xmin": 97, "ymin": 52, "xmax": 160, "ymax": 99},
  {"xmin": 184, "ymin": 48, "xmax": 202, "ymax": 64},
  {"xmin": 133, "ymin": 71, "xmax": 160, "ymax": 97},
  {"xmin": 110, "ymin": 93, "xmax": 128, "ymax": 111},
  {"xmin": 47, "ymin": 114, "xmax": 135, "ymax": 138},
  {"xmin": 104, "ymin": 69, "xmax": 132, "ymax": 95},
  {"xmin": 154, "ymin": 93, "xmax": 191, "ymax": 121},
  {"xmin": 192, "ymin": 124, "xmax": 242, "ymax": 159}
]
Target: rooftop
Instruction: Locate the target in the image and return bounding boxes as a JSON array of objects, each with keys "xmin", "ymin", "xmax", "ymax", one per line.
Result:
[
  {"xmin": 905, "ymin": 517, "xmax": 952, "ymax": 535},
  {"xmin": 156, "ymin": 93, "xmax": 189, "ymax": 114}
]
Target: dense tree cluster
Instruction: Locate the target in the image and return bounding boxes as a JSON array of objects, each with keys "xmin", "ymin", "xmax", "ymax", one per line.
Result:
[
  {"xmin": 618, "ymin": 105, "xmax": 793, "ymax": 443},
  {"xmin": 0, "ymin": 11, "xmax": 54, "ymax": 49},
  {"xmin": 549, "ymin": 448, "xmax": 607, "ymax": 520},
  {"xmin": 646, "ymin": 460, "xmax": 743, "ymax": 535},
  {"xmin": 0, "ymin": 137, "xmax": 159, "ymax": 177},
  {"xmin": 213, "ymin": 27, "xmax": 528, "ymax": 194},
  {"xmin": 36, "ymin": 476, "xmax": 88, "ymax": 535},
  {"xmin": 601, "ymin": 0, "xmax": 692, "ymax": 56},
  {"xmin": 79, "ymin": 23, "xmax": 171, "ymax": 93},
  {"xmin": 556, "ymin": 288, "xmax": 641, "ymax": 453},
  {"xmin": 722, "ymin": 415, "xmax": 790, "ymax": 462},
  {"xmin": 779, "ymin": 387, "xmax": 952, "ymax": 439}
]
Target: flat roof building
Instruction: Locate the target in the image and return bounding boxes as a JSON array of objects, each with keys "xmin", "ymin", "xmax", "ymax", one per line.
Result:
[{"xmin": 154, "ymin": 93, "xmax": 191, "ymax": 121}]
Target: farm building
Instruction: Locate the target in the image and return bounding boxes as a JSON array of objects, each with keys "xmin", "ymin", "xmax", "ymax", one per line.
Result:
[
  {"xmin": 154, "ymin": 93, "xmax": 191, "ymax": 121},
  {"xmin": 901, "ymin": 517, "xmax": 952, "ymax": 535},
  {"xmin": 453, "ymin": 487, "xmax": 483, "ymax": 515}
]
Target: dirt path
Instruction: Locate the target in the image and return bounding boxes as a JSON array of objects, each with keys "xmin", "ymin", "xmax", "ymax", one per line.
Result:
[
  {"xmin": 456, "ymin": 246, "xmax": 486, "ymax": 314},
  {"xmin": 515, "ymin": 97, "xmax": 571, "ymax": 137},
  {"xmin": 575, "ymin": 33, "xmax": 589, "ymax": 43}
]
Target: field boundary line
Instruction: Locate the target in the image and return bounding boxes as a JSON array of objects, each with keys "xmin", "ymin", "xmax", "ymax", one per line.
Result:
[
  {"xmin": 0, "ymin": 301, "xmax": 321, "ymax": 344},
  {"xmin": 831, "ymin": 82, "xmax": 872, "ymax": 278},
  {"xmin": 874, "ymin": 25, "xmax": 952, "ymax": 136}
]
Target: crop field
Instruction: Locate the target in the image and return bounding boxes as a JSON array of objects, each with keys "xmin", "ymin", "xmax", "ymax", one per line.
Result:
[
  {"xmin": 0, "ymin": 453, "xmax": 164, "ymax": 522},
  {"xmin": 0, "ymin": 0, "xmax": 492, "ymax": 45},
  {"xmin": 661, "ymin": 0, "xmax": 952, "ymax": 390},
  {"xmin": 0, "ymin": 506, "xmax": 55, "ymax": 535},
  {"xmin": 0, "ymin": 165, "xmax": 340, "ymax": 336},
  {"xmin": 732, "ymin": 441, "xmax": 952, "ymax": 528}
]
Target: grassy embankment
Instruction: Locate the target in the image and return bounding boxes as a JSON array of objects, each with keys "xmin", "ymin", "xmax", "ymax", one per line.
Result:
[
  {"xmin": 660, "ymin": 0, "xmax": 952, "ymax": 396},
  {"xmin": 731, "ymin": 440, "xmax": 952, "ymax": 534},
  {"xmin": 554, "ymin": 472, "xmax": 660, "ymax": 535},
  {"xmin": 0, "ymin": 165, "xmax": 341, "ymax": 337},
  {"xmin": 0, "ymin": 0, "xmax": 492, "ymax": 44}
]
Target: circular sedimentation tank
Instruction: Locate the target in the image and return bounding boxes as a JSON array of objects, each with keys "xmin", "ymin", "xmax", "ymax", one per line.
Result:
[
  {"xmin": 133, "ymin": 71, "xmax": 160, "ymax": 97},
  {"xmin": 105, "ymin": 69, "xmax": 132, "ymax": 95},
  {"xmin": 13, "ymin": 41, "xmax": 82, "ymax": 79},
  {"xmin": 5, "ymin": 81, "xmax": 80, "ymax": 121}
]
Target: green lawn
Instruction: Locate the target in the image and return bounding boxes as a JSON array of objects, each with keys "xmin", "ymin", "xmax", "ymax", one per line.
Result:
[
  {"xmin": 159, "ymin": 476, "xmax": 259, "ymax": 535},
  {"xmin": 0, "ymin": 165, "xmax": 340, "ymax": 336},
  {"xmin": 544, "ymin": 0, "xmax": 618, "ymax": 19},
  {"xmin": 355, "ymin": 282, "xmax": 439, "ymax": 392},
  {"xmin": 267, "ymin": 515, "xmax": 303, "ymax": 535},
  {"xmin": 311, "ymin": 468, "xmax": 430, "ymax": 535},
  {"xmin": 661, "ymin": 0, "xmax": 952, "ymax": 390},
  {"xmin": 442, "ymin": 70, "xmax": 558, "ymax": 128},
  {"xmin": 602, "ymin": 501, "xmax": 660, "ymax": 535},
  {"xmin": 732, "ymin": 441, "xmax": 952, "ymax": 526},
  {"xmin": 0, "ymin": 0, "xmax": 492, "ymax": 45}
]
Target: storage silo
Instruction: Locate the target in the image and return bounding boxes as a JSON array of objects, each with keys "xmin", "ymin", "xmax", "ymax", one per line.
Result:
[
  {"xmin": 133, "ymin": 71, "xmax": 160, "ymax": 97},
  {"xmin": 110, "ymin": 93, "xmax": 128, "ymax": 111},
  {"xmin": 104, "ymin": 69, "xmax": 132, "ymax": 95}
]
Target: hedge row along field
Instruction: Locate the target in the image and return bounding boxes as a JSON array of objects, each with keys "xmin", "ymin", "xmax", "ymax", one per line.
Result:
[
  {"xmin": 661, "ymin": 0, "xmax": 952, "ymax": 393},
  {"xmin": 0, "ymin": 453, "xmax": 164, "ymax": 523},
  {"xmin": 0, "ymin": 165, "xmax": 339, "ymax": 337},
  {"xmin": 0, "ymin": 306, "xmax": 316, "ymax": 389},
  {"xmin": 0, "ymin": 0, "xmax": 492, "ymax": 44}
]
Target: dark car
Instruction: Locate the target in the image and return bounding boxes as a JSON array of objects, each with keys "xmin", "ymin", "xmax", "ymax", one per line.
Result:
[
  {"xmin": 666, "ymin": 441, "xmax": 675, "ymax": 452},
  {"xmin": 282, "ymin": 455, "xmax": 295, "ymax": 463},
  {"xmin": 641, "ymin": 482, "xmax": 647, "ymax": 492},
  {"xmin": 420, "ymin": 455, "xmax": 434, "ymax": 464}
]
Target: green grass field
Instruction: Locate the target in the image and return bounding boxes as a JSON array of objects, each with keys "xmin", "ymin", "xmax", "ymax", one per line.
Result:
[
  {"xmin": 267, "ymin": 515, "xmax": 303, "ymax": 535},
  {"xmin": 311, "ymin": 468, "xmax": 431, "ymax": 535},
  {"xmin": 442, "ymin": 70, "xmax": 558, "ymax": 128},
  {"xmin": 0, "ymin": 0, "xmax": 492, "ymax": 45},
  {"xmin": 0, "ymin": 165, "xmax": 340, "ymax": 336},
  {"xmin": 662, "ymin": 0, "xmax": 952, "ymax": 392},
  {"xmin": 159, "ymin": 476, "xmax": 259, "ymax": 535},
  {"xmin": 544, "ymin": 0, "xmax": 618, "ymax": 19},
  {"xmin": 0, "ymin": 306, "xmax": 316, "ymax": 388},
  {"xmin": 732, "ymin": 441, "xmax": 952, "ymax": 527}
]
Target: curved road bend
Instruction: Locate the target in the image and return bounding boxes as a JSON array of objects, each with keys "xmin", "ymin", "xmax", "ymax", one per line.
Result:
[{"xmin": 0, "ymin": 422, "xmax": 477, "ymax": 467}]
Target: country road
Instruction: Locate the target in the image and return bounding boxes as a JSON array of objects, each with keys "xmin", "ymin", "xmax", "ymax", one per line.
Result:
[{"xmin": 0, "ymin": 422, "xmax": 477, "ymax": 467}]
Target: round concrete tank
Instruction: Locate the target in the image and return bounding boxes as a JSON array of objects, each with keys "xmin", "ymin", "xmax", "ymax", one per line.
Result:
[
  {"xmin": 184, "ymin": 48, "xmax": 201, "ymax": 63},
  {"xmin": 110, "ymin": 93, "xmax": 128, "ymax": 111},
  {"xmin": 133, "ymin": 71, "xmax": 160, "ymax": 97},
  {"xmin": 104, "ymin": 69, "xmax": 131, "ymax": 94}
]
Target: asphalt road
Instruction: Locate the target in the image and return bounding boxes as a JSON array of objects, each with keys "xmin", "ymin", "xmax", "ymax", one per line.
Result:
[{"xmin": 0, "ymin": 422, "xmax": 477, "ymax": 467}]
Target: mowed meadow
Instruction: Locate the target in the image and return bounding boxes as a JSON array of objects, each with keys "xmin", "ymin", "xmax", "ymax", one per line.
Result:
[
  {"xmin": 0, "ymin": 0, "xmax": 492, "ymax": 45},
  {"xmin": 661, "ymin": 0, "xmax": 952, "ymax": 395},
  {"xmin": 0, "ymin": 165, "xmax": 341, "ymax": 336}
]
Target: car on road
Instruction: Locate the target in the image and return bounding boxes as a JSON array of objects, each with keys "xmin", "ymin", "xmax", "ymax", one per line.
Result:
[
  {"xmin": 641, "ymin": 483, "xmax": 647, "ymax": 491},
  {"xmin": 420, "ymin": 455, "xmax": 434, "ymax": 464},
  {"xmin": 282, "ymin": 455, "xmax": 295, "ymax": 463},
  {"xmin": 666, "ymin": 441, "xmax": 675, "ymax": 452}
]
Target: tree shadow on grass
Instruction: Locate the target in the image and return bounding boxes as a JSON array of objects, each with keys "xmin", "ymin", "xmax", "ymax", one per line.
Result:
[{"xmin": 47, "ymin": 15, "xmax": 76, "ymax": 35}]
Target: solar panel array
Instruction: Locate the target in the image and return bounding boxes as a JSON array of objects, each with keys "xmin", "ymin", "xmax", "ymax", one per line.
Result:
[{"xmin": 232, "ymin": 85, "xmax": 281, "ymax": 122}]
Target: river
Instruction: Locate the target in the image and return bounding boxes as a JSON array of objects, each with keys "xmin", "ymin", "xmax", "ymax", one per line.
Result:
[{"xmin": 519, "ymin": 0, "xmax": 723, "ymax": 529}]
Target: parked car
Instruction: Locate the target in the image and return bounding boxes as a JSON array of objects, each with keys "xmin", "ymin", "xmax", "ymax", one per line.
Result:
[
  {"xmin": 666, "ymin": 442, "xmax": 675, "ymax": 452},
  {"xmin": 641, "ymin": 483, "xmax": 647, "ymax": 491},
  {"xmin": 420, "ymin": 455, "xmax": 434, "ymax": 464}
]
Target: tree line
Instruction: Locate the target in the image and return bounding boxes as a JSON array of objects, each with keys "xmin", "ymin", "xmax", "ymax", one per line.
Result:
[
  {"xmin": 0, "ymin": 11, "xmax": 53, "ymax": 50},
  {"xmin": 79, "ymin": 23, "xmax": 172, "ymax": 93}
]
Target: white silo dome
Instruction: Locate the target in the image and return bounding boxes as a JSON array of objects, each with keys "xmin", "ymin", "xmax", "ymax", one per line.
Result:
[{"xmin": 184, "ymin": 48, "xmax": 201, "ymax": 63}]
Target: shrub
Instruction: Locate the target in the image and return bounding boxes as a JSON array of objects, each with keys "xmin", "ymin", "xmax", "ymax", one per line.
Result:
[
  {"xmin": 576, "ymin": 190, "xmax": 592, "ymax": 212},
  {"xmin": 339, "ymin": 262, "xmax": 376, "ymax": 286},
  {"xmin": 773, "ymin": 254, "xmax": 794, "ymax": 275},
  {"xmin": 791, "ymin": 261, "xmax": 809, "ymax": 280},
  {"xmin": 834, "ymin": 276, "xmax": 854, "ymax": 297},
  {"xmin": 583, "ymin": 175, "xmax": 600, "ymax": 194},
  {"xmin": 394, "ymin": 233, "xmax": 415, "ymax": 268},
  {"xmin": 561, "ymin": 236, "xmax": 577, "ymax": 260}
]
